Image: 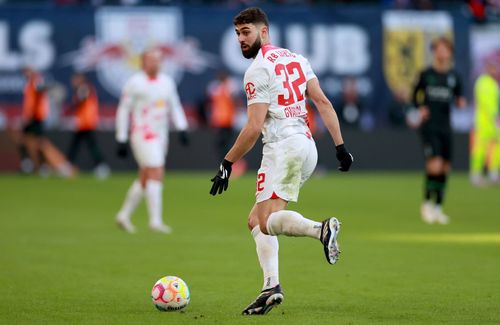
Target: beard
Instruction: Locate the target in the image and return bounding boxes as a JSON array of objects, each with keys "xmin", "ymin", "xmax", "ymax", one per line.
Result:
[{"xmin": 241, "ymin": 36, "xmax": 262, "ymax": 59}]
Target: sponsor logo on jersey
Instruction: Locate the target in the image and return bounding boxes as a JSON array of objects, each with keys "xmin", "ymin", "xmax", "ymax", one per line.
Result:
[{"xmin": 245, "ymin": 82, "xmax": 256, "ymax": 100}]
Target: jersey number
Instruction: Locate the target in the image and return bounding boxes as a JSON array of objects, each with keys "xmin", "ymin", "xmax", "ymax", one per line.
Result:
[
  {"xmin": 257, "ymin": 173, "xmax": 265, "ymax": 192},
  {"xmin": 275, "ymin": 62, "xmax": 306, "ymax": 106}
]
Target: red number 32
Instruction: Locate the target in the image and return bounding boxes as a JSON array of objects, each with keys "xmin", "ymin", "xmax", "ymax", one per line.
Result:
[{"xmin": 275, "ymin": 61, "xmax": 306, "ymax": 106}]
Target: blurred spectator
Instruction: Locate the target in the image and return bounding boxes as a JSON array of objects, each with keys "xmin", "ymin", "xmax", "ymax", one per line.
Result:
[
  {"xmin": 20, "ymin": 66, "xmax": 74, "ymax": 177},
  {"xmin": 468, "ymin": 0, "xmax": 487, "ymax": 23},
  {"xmin": 207, "ymin": 70, "xmax": 240, "ymax": 159},
  {"xmin": 388, "ymin": 87, "xmax": 412, "ymax": 128},
  {"xmin": 206, "ymin": 70, "xmax": 247, "ymax": 175},
  {"xmin": 467, "ymin": 0, "xmax": 500, "ymax": 23},
  {"xmin": 336, "ymin": 77, "xmax": 363, "ymax": 128},
  {"xmin": 66, "ymin": 73, "xmax": 109, "ymax": 178}
]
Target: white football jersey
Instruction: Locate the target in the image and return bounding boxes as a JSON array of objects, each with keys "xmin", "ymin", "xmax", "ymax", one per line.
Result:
[
  {"xmin": 115, "ymin": 71, "xmax": 188, "ymax": 143},
  {"xmin": 243, "ymin": 44, "xmax": 317, "ymax": 143}
]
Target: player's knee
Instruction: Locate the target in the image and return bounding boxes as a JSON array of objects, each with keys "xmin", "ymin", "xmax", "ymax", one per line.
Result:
[
  {"xmin": 258, "ymin": 212, "xmax": 272, "ymax": 235},
  {"xmin": 247, "ymin": 214, "xmax": 259, "ymax": 231},
  {"xmin": 427, "ymin": 159, "xmax": 443, "ymax": 175},
  {"xmin": 259, "ymin": 222, "xmax": 269, "ymax": 235}
]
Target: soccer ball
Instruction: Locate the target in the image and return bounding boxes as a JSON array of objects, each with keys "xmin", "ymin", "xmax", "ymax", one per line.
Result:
[{"xmin": 151, "ymin": 276, "xmax": 190, "ymax": 311}]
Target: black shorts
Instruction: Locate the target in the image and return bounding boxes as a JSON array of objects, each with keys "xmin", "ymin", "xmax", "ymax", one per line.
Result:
[
  {"xmin": 420, "ymin": 130, "xmax": 452, "ymax": 161},
  {"xmin": 23, "ymin": 119, "xmax": 45, "ymax": 136}
]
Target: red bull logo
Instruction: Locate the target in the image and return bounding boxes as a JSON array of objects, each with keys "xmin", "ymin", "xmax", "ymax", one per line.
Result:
[{"xmin": 61, "ymin": 7, "xmax": 215, "ymax": 98}]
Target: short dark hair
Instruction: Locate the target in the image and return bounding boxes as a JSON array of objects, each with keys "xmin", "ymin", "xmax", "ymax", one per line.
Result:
[
  {"xmin": 233, "ymin": 7, "xmax": 269, "ymax": 27},
  {"xmin": 431, "ymin": 36, "xmax": 454, "ymax": 52}
]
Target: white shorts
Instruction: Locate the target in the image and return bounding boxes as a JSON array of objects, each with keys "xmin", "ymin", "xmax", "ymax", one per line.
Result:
[
  {"xmin": 255, "ymin": 133, "xmax": 317, "ymax": 203},
  {"xmin": 131, "ymin": 136, "xmax": 168, "ymax": 168}
]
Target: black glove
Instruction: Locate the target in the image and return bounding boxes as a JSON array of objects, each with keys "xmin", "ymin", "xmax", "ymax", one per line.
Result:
[
  {"xmin": 116, "ymin": 142, "xmax": 128, "ymax": 159},
  {"xmin": 210, "ymin": 159, "xmax": 233, "ymax": 196},
  {"xmin": 178, "ymin": 131, "xmax": 190, "ymax": 146},
  {"xmin": 336, "ymin": 144, "xmax": 353, "ymax": 172}
]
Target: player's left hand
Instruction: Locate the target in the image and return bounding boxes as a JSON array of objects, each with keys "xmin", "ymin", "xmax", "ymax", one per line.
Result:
[
  {"xmin": 178, "ymin": 131, "xmax": 190, "ymax": 146},
  {"xmin": 210, "ymin": 159, "xmax": 233, "ymax": 195},
  {"xmin": 336, "ymin": 144, "xmax": 353, "ymax": 172},
  {"xmin": 116, "ymin": 142, "xmax": 128, "ymax": 159}
]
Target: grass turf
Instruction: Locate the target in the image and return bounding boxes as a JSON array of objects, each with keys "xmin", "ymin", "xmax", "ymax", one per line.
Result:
[{"xmin": 0, "ymin": 172, "xmax": 499, "ymax": 324}]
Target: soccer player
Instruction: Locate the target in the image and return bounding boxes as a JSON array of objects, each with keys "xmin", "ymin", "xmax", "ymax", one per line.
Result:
[
  {"xmin": 209, "ymin": 8, "xmax": 353, "ymax": 315},
  {"xmin": 115, "ymin": 48, "xmax": 189, "ymax": 234},
  {"xmin": 67, "ymin": 73, "xmax": 109, "ymax": 178},
  {"xmin": 413, "ymin": 37, "xmax": 467, "ymax": 224},
  {"xmin": 470, "ymin": 61, "xmax": 500, "ymax": 185}
]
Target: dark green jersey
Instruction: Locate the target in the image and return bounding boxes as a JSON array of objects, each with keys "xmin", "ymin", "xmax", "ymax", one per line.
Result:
[{"xmin": 412, "ymin": 67, "xmax": 463, "ymax": 132}]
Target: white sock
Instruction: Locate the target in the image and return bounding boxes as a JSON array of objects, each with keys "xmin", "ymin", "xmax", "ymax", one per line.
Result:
[
  {"xmin": 252, "ymin": 226, "xmax": 279, "ymax": 291},
  {"xmin": 117, "ymin": 179, "xmax": 143, "ymax": 221},
  {"xmin": 266, "ymin": 210, "xmax": 321, "ymax": 239},
  {"xmin": 145, "ymin": 180, "xmax": 163, "ymax": 226}
]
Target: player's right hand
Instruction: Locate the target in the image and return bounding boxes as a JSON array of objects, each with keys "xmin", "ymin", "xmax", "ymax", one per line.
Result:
[
  {"xmin": 419, "ymin": 106, "xmax": 430, "ymax": 121},
  {"xmin": 336, "ymin": 144, "xmax": 353, "ymax": 172},
  {"xmin": 210, "ymin": 159, "xmax": 233, "ymax": 196},
  {"xmin": 116, "ymin": 142, "xmax": 128, "ymax": 159}
]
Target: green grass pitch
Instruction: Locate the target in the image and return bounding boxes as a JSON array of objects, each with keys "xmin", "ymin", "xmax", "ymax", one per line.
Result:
[{"xmin": 1, "ymin": 172, "xmax": 499, "ymax": 324}]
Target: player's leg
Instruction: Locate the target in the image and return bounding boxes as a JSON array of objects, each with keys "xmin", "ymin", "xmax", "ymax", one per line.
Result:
[
  {"xmin": 470, "ymin": 130, "xmax": 488, "ymax": 186},
  {"xmin": 84, "ymin": 130, "xmax": 104, "ymax": 167},
  {"xmin": 248, "ymin": 204, "xmax": 280, "ymax": 291},
  {"xmin": 257, "ymin": 198, "xmax": 340, "ymax": 264},
  {"xmin": 67, "ymin": 131, "xmax": 83, "ymax": 166},
  {"xmin": 84, "ymin": 130, "xmax": 109, "ymax": 178},
  {"xmin": 116, "ymin": 169, "xmax": 143, "ymax": 233},
  {"xmin": 24, "ymin": 131, "xmax": 42, "ymax": 171},
  {"xmin": 421, "ymin": 132, "xmax": 443, "ymax": 223},
  {"xmin": 257, "ymin": 135, "xmax": 340, "ymax": 264},
  {"xmin": 432, "ymin": 132, "xmax": 453, "ymax": 224},
  {"xmin": 489, "ymin": 137, "xmax": 500, "ymax": 183},
  {"xmin": 143, "ymin": 166, "xmax": 171, "ymax": 233},
  {"xmin": 259, "ymin": 198, "xmax": 321, "ymax": 238},
  {"xmin": 242, "ymin": 204, "xmax": 283, "ymax": 315},
  {"xmin": 422, "ymin": 156, "xmax": 446, "ymax": 223},
  {"xmin": 431, "ymin": 158, "xmax": 450, "ymax": 224}
]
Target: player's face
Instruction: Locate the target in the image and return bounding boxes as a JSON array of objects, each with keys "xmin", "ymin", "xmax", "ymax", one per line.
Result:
[
  {"xmin": 142, "ymin": 50, "xmax": 162, "ymax": 75},
  {"xmin": 485, "ymin": 62, "xmax": 497, "ymax": 77},
  {"xmin": 22, "ymin": 67, "xmax": 33, "ymax": 78},
  {"xmin": 433, "ymin": 42, "xmax": 452, "ymax": 64},
  {"xmin": 235, "ymin": 23, "xmax": 262, "ymax": 59},
  {"xmin": 71, "ymin": 75, "xmax": 83, "ymax": 88}
]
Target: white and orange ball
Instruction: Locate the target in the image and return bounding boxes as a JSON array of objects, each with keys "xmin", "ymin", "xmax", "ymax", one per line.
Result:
[{"xmin": 151, "ymin": 276, "xmax": 190, "ymax": 311}]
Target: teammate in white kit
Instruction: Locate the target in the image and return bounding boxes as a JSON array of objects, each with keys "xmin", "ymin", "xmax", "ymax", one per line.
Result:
[
  {"xmin": 209, "ymin": 8, "xmax": 354, "ymax": 315},
  {"xmin": 115, "ymin": 48, "xmax": 189, "ymax": 234}
]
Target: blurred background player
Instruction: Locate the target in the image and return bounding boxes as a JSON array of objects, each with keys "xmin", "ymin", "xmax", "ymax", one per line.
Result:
[
  {"xmin": 470, "ymin": 60, "xmax": 500, "ymax": 186},
  {"xmin": 412, "ymin": 37, "xmax": 467, "ymax": 224},
  {"xmin": 115, "ymin": 48, "xmax": 189, "ymax": 234},
  {"xmin": 209, "ymin": 7, "xmax": 353, "ymax": 315},
  {"xmin": 66, "ymin": 72, "xmax": 109, "ymax": 178},
  {"xmin": 20, "ymin": 66, "xmax": 73, "ymax": 177},
  {"xmin": 206, "ymin": 70, "xmax": 247, "ymax": 176}
]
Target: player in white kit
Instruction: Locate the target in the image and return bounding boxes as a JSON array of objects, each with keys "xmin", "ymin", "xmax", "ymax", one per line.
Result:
[
  {"xmin": 209, "ymin": 8, "xmax": 353, "ymax": 315},
  {"xmin": 115, "ymin": 48, "xmax": 189, "ymax": 234}
]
